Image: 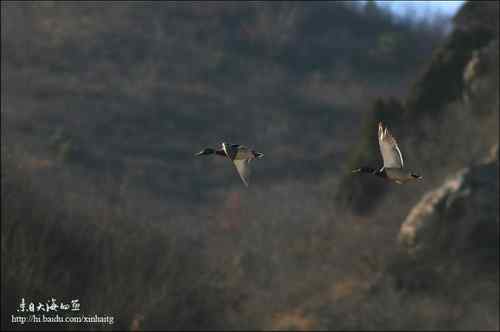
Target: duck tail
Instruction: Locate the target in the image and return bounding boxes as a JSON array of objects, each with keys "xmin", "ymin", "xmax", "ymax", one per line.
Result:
[{"xmin": 254, "ymin": 151, "xmax": 264, "ymax": 159}]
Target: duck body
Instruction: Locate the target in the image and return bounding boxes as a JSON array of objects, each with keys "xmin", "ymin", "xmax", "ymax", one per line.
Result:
[
  {"xmin": 221, "ymin": 142, "xmax": 264, "ymax": 161},
  {"xmin": 195, "ymin": 142, "xmax": 264, "ymax": 186},
  {"xmin": 353, "ymin": 167, "xmax": 421, "ymax": 184},
  {"xmin": 352, "ymin": 122, "xmax": 422, "ymax": 184},
  {"xmin": 384, "ymin": 168, "xmax": 422, "ymax": 184}
]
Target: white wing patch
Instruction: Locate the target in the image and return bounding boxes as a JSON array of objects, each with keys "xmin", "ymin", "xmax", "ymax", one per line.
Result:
[{"xmin": 378, "ymin": 123, "xmax": 404, "ymax": 169}]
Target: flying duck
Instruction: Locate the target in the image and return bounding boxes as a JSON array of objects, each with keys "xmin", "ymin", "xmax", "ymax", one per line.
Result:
[
  {"xmin": 352, "ymin": 122, "xmax": 423, "ymax": 184},
  {"xmin": 195, "ymin": 142, "xmax": 264, "ymax": 186}
]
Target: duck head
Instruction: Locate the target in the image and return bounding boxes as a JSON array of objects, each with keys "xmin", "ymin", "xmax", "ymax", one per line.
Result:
[
  {"xmin": 195, "ymin": 148, "xmax": 215, "ymax": 156},
  {"xmin": 411, "ymin": 173, "xmax": 423, "ymax": 180}
]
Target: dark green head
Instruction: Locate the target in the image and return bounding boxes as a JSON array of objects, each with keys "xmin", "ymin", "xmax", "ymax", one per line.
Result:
[
  {"xmin": 195, "ymin": 148, "xmax": 215, "ymax": 156},
  {"xmin": 411, "ymin": 173, "xmax": 423, "ymax": 180}
]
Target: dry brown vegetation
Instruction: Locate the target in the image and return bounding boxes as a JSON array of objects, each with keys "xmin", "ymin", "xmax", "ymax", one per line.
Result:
[{"xmin": 2, "ymin": 1, "xmax": 498, "ymax": 331}]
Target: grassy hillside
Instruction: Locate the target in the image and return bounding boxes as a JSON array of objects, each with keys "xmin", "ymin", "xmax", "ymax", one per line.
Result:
[{"xmin": 1, "ymin": 145, "xmax": 235, "ymax": 330}]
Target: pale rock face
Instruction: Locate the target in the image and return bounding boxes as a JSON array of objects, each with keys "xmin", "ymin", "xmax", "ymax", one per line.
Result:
[
  {"xmin": 398, "ymin": 145, "xmax": 498, "ymax": 260},
  {"xmin": 398, "ymin": 169, "xmax": 468, "ymax": 257}
]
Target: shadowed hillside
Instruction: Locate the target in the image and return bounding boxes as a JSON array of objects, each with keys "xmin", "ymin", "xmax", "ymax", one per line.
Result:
[{"xmin": 1, "ymin": 1, "xmax": 444, "ymax": 203}]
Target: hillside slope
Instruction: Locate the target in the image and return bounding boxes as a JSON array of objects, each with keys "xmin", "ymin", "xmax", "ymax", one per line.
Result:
[
  {"xmin": 3, "ymin": 2, "xmax": 474, "ymax": 331},
  {"xmin": 2, "ymin": 2, "xmax": 444, "ymax": 205}
]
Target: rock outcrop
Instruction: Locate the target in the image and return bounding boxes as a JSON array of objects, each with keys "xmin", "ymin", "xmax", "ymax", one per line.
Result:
[{"xmin": 398, "ymin": 144, "xmax": 498, "ymax": 261}]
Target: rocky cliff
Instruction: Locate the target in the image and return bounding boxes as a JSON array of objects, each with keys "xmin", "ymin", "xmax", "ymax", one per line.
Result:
[{"xmin": 399, "ymin": 144, "xmax": 498, "ymax": 263}]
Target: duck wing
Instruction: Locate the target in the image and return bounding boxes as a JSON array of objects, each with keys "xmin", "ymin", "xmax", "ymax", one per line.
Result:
[
  {"xmin": 378, "ymin": 122, "xmax": 404, "ymax": 169},
  {"xmin": 233, "ymin": 158, "xmax": 251, "ymax": 187},
  {"xmin": 222, "ymin": 143, "xmax": 257, "ymax": 186}
]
